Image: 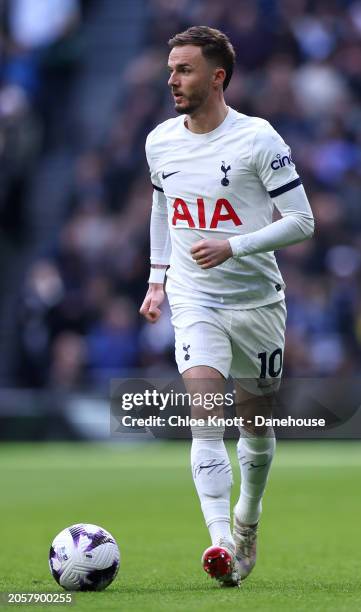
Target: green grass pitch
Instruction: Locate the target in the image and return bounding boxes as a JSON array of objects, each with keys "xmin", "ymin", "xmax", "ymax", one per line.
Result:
[{"xmin": 0, "ymin": 441, "xmax": 360, "ymax": 611}]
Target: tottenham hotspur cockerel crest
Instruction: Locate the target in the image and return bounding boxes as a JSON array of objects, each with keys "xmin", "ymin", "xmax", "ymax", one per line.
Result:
[{"xmin": 221, "ymin": 161, "xmax": 231, "ymax": 186}]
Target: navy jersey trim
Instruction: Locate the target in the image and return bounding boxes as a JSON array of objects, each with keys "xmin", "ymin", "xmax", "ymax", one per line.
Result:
[
  {"xmin": 268, "ymin": 177, "xmax": 302, "ymax": 198},
  {"xmin": 152, "ymin": 183, "xmax": 164, "ymax": 193}
]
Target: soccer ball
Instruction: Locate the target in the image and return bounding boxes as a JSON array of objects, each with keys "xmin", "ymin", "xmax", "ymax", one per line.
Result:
[{"xmin": 49, "ymin": 523, "xmax": 120, "ymax": 591}]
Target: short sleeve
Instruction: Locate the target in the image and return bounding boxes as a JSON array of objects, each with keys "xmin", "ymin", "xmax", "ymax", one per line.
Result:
[
  {"xmin": 252, "ymin": 121, "xmax": 301, "ymax": 198},
  {"xmin": 145, "ymin": 132, "xmax": 164, "ymax": 193}
]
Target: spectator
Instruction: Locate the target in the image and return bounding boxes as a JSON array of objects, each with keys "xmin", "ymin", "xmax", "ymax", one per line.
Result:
[{"xmin": 13, "ymin": 0, "xmax": 361, "ymax": 388}]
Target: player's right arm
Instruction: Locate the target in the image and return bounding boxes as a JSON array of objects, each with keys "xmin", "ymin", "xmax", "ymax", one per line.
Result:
[{"xmin": 139, "ymin": 132, "xmax": 171, "ymax": 324}]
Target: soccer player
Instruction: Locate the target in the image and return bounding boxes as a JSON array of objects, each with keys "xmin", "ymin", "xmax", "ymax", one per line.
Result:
[{"xmin": 140, "ymin": 26, "xmax": 314, "ymax": 586}]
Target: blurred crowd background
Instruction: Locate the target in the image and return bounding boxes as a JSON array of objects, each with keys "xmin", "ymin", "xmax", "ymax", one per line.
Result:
[{"xmin": 1, "ymin": 0, "xmax": 361, "ymax": 393}]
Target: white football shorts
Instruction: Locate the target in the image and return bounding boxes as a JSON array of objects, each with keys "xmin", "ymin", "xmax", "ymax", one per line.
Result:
[{"xmin": 171, "ymin": 300, "xmax": 287, "ymax": 395}]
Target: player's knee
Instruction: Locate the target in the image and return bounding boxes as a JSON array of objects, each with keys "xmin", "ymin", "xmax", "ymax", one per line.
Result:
[
  {"xmin": 236, "ymin": 392, "xmax": 275, "ymax": 436},
  {"xmin": 241, "ymin": 419, "xmax": 269, "ymax": 436}
]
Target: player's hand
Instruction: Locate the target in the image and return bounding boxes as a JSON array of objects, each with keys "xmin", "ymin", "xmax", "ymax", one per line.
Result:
[
  {"xmin": 139, "ymin": 284, "xmax": 165, "ymax": 323},
  {"xmin": 190, "ymin": 239, "xmax": 232, "ymax": 269}
]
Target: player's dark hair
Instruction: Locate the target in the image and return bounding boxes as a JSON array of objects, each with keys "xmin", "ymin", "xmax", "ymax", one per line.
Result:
[{"xmin": 168, "ymin": 26, "xmax": 236, "ymax": 91}]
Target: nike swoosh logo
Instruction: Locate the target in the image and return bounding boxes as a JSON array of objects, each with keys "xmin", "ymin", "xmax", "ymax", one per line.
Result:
[
  {"xmin": 249, "ymin": 462, "xmax": 268, "ymax": 469},
  {"xmin": 162, "ymin": 171, "xmax": 180, "ymax": 180}
]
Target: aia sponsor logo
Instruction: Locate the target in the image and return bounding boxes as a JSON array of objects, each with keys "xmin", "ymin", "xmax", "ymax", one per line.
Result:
[
  {"xmin": 172, "ymin": 198, "xmax": 242, "ymax": 229},
  {"xmin": 270, "ymin": 150, "xmax": 294, "ymax": 170}
]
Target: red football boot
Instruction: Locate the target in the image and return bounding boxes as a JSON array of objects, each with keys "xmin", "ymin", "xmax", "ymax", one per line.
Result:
[{"xmin": 201, "ymin": 539, "xmax": 241, "ymax": 587}]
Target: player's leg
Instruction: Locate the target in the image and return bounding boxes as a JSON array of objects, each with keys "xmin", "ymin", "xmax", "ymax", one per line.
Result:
[
  {"xmin": 230, "ymin": 300, "xmax": 286, "ymax": 579},
  {"xmin": 232, "ymin": 386, "xmax": 275, "ymax": 579},
  {"xmin": 171, "ymin": 305, "xmax": 240, "ymax": 585},
  {"xmin": 183, "ymin": 366, "xmax": 233, "ymax": 547},
  {"xmin": 184, "ymin": 366, "xmax": 240, "ymax": 586},
  {"xmin": 234, "ymin": 386, "xmax": 276, "ymax": 528}
]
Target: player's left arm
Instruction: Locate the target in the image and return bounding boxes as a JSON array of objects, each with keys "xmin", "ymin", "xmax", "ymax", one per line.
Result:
[
  {"xmin": 227, "ymin": 183, "xmax": 314, "ymax": 261},
  {"xmin": 191, "ymin": 121, "xmax": 314, "ymax": 269}
]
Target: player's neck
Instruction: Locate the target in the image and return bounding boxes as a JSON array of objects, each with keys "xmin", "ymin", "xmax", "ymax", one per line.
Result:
[{"xmin": 185, "ymin": 100, "xmax": 228, "ymax": 134}]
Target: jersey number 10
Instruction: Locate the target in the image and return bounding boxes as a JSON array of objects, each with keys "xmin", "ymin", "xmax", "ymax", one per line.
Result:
[{"xmin": 258, "ymin": 349, "xmax": 283, "ymax": 378}]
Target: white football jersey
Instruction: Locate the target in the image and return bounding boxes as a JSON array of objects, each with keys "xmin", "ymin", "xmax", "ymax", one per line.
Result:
[{"xmin": 146, "ymin": 107, "xmax": 301, "ymax": 309}]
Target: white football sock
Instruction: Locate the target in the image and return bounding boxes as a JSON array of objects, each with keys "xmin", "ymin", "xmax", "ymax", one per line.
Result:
[
  {"xmin": 235, "ymin": 431, "xmax": 276, "ymax": 526},
  {"xmin": 191, "ymin": 426, "xmax": 234, "ymax": 547}
]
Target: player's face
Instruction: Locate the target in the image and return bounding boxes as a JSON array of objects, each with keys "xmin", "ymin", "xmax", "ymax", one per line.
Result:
[{"xmin": 167, "ymin": 46, "xmax": 214, "ymax": 115}]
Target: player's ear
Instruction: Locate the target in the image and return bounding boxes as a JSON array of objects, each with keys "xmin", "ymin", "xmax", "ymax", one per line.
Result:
[{"xmin": 212, "ymin": 67, "xmax": 226, "ymax": 89}]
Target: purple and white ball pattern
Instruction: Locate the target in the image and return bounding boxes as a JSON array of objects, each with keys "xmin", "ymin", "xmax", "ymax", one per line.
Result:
[{"xmin": 49, "ymin": 524, "xmax": 120, "ymax": 591}]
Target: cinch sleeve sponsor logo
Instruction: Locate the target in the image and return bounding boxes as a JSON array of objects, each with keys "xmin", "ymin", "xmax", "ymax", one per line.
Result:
[{"xmin": 270, "ymin": 151, "xmax": 294, "ymax": 170}]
